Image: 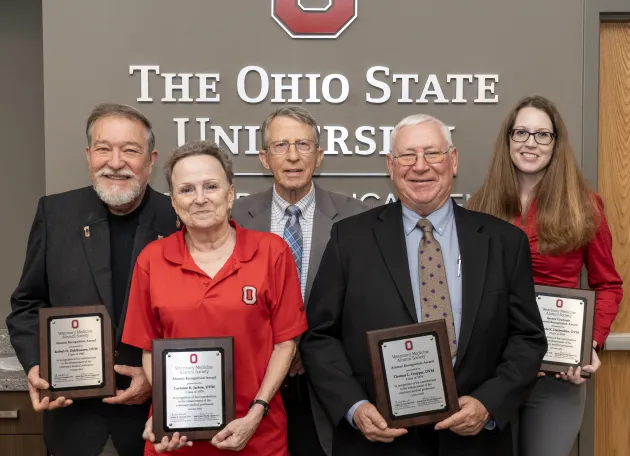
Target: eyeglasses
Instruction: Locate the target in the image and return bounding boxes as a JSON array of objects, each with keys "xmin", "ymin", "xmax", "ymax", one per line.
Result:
[
  {"xmin": 267, "ymin": 139, "xmax": 317, "ymax": 155},
  {"xmin": 392, "ymin": 148, "xmax": 452, "ymax": 166},
  {"xmin": 509, "ymin": 129, "xmax": 556, "ymax": 145}
]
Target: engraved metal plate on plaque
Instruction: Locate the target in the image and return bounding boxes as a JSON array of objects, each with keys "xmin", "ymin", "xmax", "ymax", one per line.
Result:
[
  {"xmin": 152, "ymin": 337, "xmax": 235, "ymax": 441},
  {"xmin": 381, "ymin": 334, "xmax": 447, "ymax": 417},
  {"xmin": 49, "ymin": 315, "xmax": 104, "ymax": 389},
  {"xmin": 538, "ymin": 294, "xmax": 585, "ymax": 365},
  {"xmin": 164, "ymin": 350, "xmax": 224, "ymax": 431},
  {"xmin": 534, "ymin": 285, "xmax": 595, "ymax": 378},
  {"xmin": 367, "ymin": 321, "xmax": 458, "ymax": 428}
]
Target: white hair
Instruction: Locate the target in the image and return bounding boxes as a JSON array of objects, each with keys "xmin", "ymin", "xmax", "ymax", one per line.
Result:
[{"xmin": 390, "ymin": 114, "xmax": 453, "ymax": 153}]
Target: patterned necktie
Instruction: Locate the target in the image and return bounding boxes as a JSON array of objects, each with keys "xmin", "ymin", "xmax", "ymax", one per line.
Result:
[
  {"xmin": 283, "ymin": 205, "xmax": 303, "ymax": 279},
  {"xmin": 418, "ymin": 219, "xmax": 457, "ymax": 357}
]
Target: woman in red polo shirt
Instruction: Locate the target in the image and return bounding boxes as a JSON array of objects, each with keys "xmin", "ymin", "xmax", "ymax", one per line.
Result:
[
  {"xmin": 122, "ymin": 140, "xmax": 307, "ymax": 455},
  {"xmin": 467, "ymin": 95, "xmax": 623, "ymax": 456}
]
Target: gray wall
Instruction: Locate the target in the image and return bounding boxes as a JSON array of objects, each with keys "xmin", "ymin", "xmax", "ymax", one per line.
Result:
[
  {"xmin": 0, "ymin": 1, "xmax": 45, "ymax": 325},
  {"xmin": 41, "ymin": 0, "xmax": 584, "ymax": 206},
  {"xmin": 3, "ymin": 0, "xmax": 587, "ymax": 321}
]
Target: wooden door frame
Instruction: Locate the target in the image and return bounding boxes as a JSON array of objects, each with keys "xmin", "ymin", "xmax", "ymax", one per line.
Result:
[{"xmin": 581, "ymin": 2, "xmax": 630, "ymax": 455}]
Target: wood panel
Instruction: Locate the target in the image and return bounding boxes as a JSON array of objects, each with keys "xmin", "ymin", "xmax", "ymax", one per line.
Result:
[
  {"xmin": 0, "ymin": 435, "xmax": 47, "ymax": 456},
  {"xmin": 598, "ymin": 21, "xmax": 630, "ymax": 332},
  {"xmin": 0, "ymin": 392, "xmax": 43, "ymax": 435},
  {"xmin": 596, "ymin": 21, "xmax": 630, "ymax": 456}
]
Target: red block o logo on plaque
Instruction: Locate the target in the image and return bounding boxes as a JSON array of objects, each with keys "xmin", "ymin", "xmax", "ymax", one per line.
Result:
[
  {"xmin": 556, "ymin": 299, "xmax": 563, "ymax": 308},
  {"xmin": 190, "ymin": 354, "xmax": 198, "ymax": 364},
  {"xmin": 72, "ymin": 319, "xmax": 79, "ymax": 329},
  {"xmin": 272, "ymin": 0, "xmax": 358, "ymax": 39},
  {"xmin": 405, "ymin": 340, "xmax": 413, "ymax": 351}
]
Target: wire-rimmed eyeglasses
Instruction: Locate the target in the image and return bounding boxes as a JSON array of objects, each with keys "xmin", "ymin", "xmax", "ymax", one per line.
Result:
[
  {"xmin": 267, "ymin": 139, "xmax": 318, "ymax": 155},
  {"xmin": 392, "ymin": 147, "xmax": 452, "ymax": 166}
]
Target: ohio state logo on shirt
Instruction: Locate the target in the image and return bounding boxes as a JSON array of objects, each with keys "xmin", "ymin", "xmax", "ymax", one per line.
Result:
[{"xmin": 242, "ymin": 286, "xmax": 257, "ymax": 305}]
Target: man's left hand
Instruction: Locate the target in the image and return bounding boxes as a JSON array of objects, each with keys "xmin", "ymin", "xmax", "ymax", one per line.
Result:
[
  {"xmin": 434, "ymin": 396, "xmax": 489, "ymax": 436},
  {"xmin": 288, "ymin": 350, "xmax": 305, "ymax": 377},
  {"xmin": 102, "ymin": 365, "xmax": 151, "ymax": 405}
]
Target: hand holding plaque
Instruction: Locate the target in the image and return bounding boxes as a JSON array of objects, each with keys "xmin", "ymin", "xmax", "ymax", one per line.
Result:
[
  {"xmin": 366, "ymin": 321, "xmax": 459, "ymax": 428},
  {"xmin": 535, "ymin": 285, "xmax": 596, "ymax": 378},
  {"xmin": 38, "ymin": 305, "xmax": 115, "ymax": 401}
]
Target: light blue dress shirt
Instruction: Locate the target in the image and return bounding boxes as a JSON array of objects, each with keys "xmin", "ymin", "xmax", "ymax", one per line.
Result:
[
  {"xmin": 402, "ymin": 200, "xmax": 462, "ymax": 347},
  {"xmin": 345, "ymin": 201, "xmax": 495, "ymax": 430}
]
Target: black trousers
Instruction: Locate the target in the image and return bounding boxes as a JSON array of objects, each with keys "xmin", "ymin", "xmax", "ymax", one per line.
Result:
[{"xmin": 281, "ymin": 374, "xmax": 326, "ymax": 456}]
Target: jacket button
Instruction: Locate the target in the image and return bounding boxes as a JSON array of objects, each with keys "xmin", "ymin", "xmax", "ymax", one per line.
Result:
[{"xmin": 114, "ymin": 350, "xmax": 119, "ymax": 359}]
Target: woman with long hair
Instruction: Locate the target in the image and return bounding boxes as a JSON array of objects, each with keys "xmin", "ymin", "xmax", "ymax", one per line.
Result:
[{"xmin": 467, "ymin": 95, "xmax": 623, "ymax": 456}]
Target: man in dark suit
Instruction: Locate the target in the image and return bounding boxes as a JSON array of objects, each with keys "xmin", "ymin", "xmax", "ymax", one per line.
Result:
[
  {"xmin": 232, "ymin": 107, "xmax": 369, "ymax": 456},
  {"xmin": 299, "ymin": 114, "xmax": 547, "ymax": 456},
  {"xmin": 6, "ymin": 103, "xmax": 178, "ymax": 456}
]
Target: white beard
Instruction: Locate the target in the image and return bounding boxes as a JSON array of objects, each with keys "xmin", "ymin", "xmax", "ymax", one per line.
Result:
[{"xmin": 93, "ymin": 179, "xmax": 142, "ymax": 207}]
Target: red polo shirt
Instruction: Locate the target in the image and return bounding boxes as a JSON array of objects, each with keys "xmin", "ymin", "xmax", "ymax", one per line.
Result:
[
  {"xmin": 514, "ymin": 195, "xmax": 623, "ymax": 348},
  {"xmin": 122, "ymin": 222, "xmax": 307, "ymax": 456}
]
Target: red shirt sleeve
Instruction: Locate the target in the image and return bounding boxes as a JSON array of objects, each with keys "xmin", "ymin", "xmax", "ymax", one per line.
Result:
[
  {"xmin": 583, "ymin": 195, "xmax": 623, "ymax": 348},
  {"xmin": 122, "ymin": 249, "xmax": 163, "ymax": 351},
  {"xmin": 268, "ymin": 243, "xmax": 308, "ymax": 344}
]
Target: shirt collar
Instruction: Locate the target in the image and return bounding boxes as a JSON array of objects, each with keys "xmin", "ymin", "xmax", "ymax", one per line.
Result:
[
  {"xmin": 272, "ymin": 182, "xmax": 315, "ymax": 217},
  {"xmin": 402, "ymin": 199, "xmax": 454, "ymax": 236},
  {"xmin": 163, "ymin": 220, "xmax": 257, "ymax": 267}
]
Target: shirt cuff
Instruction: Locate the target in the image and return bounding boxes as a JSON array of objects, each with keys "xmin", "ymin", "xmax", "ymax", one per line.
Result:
[{"xmin": 346, "ymin": 400, "xmax": 368, "ymax": 428}]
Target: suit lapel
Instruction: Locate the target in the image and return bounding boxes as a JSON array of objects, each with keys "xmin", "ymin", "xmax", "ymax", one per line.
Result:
[
  {"xmin": 79, "ymin": 198, "xmax": 115, "ymax": 324},
  {"xmin": 373, "ymin": 201, "xmax": 417, "ymax": 322},
  {"xmin": 305, "ymin": 185, "xmax": 337, "ymax": 304},
  {"xmin": 115, "ymin": 189, "xmax": 176, "ymax": 343},
  {"xmin": 453, "ymin": 203, "xmax": 488, "ymax": 369},
  {"xmin": 244, "ymin": 188, "xmax": 273, "ymax": 232}
]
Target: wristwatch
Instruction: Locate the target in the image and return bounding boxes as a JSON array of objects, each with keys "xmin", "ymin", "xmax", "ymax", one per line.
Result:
[{"xmin": 250, "ymin": 399, "xmax": 270, "ymax": 416}]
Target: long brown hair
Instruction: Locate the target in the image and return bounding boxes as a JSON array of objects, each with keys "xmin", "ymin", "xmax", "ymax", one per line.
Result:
[{"xmin": 467, "ymin": 95, "xmax": 599, "ymax": 254}]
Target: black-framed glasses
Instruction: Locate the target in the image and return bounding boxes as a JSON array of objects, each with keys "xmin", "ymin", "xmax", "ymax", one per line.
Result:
[
  {"xmin": 509, "ymin": 129, "xmax": 556, "ymax": 145},
  {"xmin": 393, "ymin": 147, "xmax": 452, "ymax": 166},
  {"xmin": 267, "ymin": 139, "xmax": 317, "ymax": 155}
]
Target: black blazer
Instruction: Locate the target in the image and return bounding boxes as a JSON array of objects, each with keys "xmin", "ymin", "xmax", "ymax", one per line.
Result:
[
  {"xmin": 300, "ymin": 200, "xmax": 547, "ymax": 456},
  {"xmin": 7, "ymin": 186, "xmax": 178, "ymax": 456}
]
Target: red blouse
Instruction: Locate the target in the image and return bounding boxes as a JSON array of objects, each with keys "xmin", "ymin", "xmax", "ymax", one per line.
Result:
[{"xmin": 513, "ymin": 195, "xmax": 623, "ymax": 348}]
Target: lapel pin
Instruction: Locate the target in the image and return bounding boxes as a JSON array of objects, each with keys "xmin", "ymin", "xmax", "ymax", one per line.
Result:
[
  {"xmin": 157, "ymin": 235, "xmax": 164, "ymax": 239},
  {"xmin": 84, "ymin": 226, "xmax": 90, "ymax": 238}
]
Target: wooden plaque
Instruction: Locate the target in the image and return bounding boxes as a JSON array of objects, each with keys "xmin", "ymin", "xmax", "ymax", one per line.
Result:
[
  {"xmin": 535, "ymin": 285, "xmax": 596, "ymax": 378},
  {"xmin": 366, "ymin": 321, "xmax": 459, "ymax": 428},
  {"xmin": 152, "ymin": 337, "xmax": 235, "ymax": 441},
  {"xmin": 38, "ymin": 305, "xmax": 115, "ymax": 400}
]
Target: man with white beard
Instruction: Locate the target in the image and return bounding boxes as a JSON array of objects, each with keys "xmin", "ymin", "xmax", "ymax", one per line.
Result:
[{"xmin": 7, "ymin": 103, "xmax": 179, "ymax": 456}]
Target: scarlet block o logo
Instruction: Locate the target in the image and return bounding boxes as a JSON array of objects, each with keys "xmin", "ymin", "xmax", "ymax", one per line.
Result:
[
  {"xmin": 405, "ymin": 340, "xmax": 413, "ymax": 351},
  {"xmin": 190, "ymin": 354, "xmax": 198, "ymax": 364},
  {"xmin": 72, "ymin": 320, "xmax": 79, "ymax": 329},
  {"xmin": 556, "ymin": 299, "xmax": 563, "ymax": 308},
  {"xmin": 271, "ymin": 0, "xmax": 358, "ymax": 39},
  {"xmin": 242, "ymin": 286, "xmax": 257, "ymax": 305}
]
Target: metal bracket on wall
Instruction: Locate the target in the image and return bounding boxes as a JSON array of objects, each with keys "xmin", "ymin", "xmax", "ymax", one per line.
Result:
[{"xmin": 603, "ymin": 333, "xmax": 630, "ymax": 350}]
